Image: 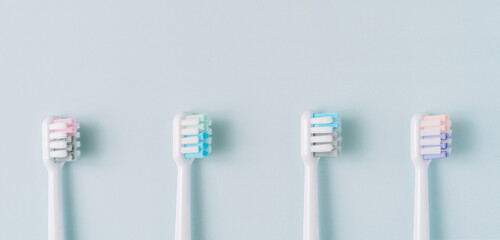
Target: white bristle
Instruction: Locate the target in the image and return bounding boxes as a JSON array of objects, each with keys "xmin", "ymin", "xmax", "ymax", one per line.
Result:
[
  {"xmin": 56, "ymin": 156, "xmax": 73, "ymax": 162},
  {"xmin": 419, "ymin": 138, "xmax": 441, "ymax": 145},
  {"xmin": 49, "ymin": 141, "xmax": 68, "ymax": 149},
  {"xmin": 49, "ymin": 132, "xmax": 68, "ymax": 139},
  {"xmin": 181, "ymin": 128, "xmax": 199, "ymax": 135},
  {"xmin": 181, "ymin": 119, "xmax": 199, "ymax": 126},
  {"xmin": 301, "ymin": 111, "xmax": 342, "ymax": 160},
  {"xmin": 181, "ymin": 146, "xmax": 200, "ymax": 153},
  {"xmin": 420, "ymin": 147, "xmax": 441, "ymax": 155},
  {"xmin": 420, "ymin": 119, "xmax": 441, "ymax": 127},
  {"xmin": 49, "ymin": 122, "xmax": 67, "ymax": 130},
  {"xmin": 53, "ymin": 146, "xmax": 73, "ymax": 152},
  {"xmin": 50, "ymin": 150, "xmax": 68, "ymax": 158},
  {"xmin": 43, "ymin": 117, "xmax": 81, "ymax": 163},
  {"xmin": 310, "ymin": 135, "xmax": 333, "ymax": 143},
  {"xmin": 311, "ymin": 144, "xmax": 334, "ymax": 153},
  {"xmin": 420, "ymin": 128, "xmax": 440, "ymax": 136},
  {"xmin": 310, "ymin": 116, "xmax": 333, "ymax": 124},
  {"xmin": 181, "ymin": 136, "xmax": 199, "ymax": 144},
  {"xmin": 315, "ymin": 150, "xmax": 339, "ymax": 157},
  {"xmin": 311, "ymin": 126, "xmax": 333, "ymax": 134}
]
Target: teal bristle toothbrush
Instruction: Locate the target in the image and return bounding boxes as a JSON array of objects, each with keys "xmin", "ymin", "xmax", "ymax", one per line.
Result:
[
  {"xmin": 301, "ymin": 110, "xmax": 342, "ymax": 240},
  {"xmin": 173, "ymin": 112, "xmax": 212, "ymax": 240}
]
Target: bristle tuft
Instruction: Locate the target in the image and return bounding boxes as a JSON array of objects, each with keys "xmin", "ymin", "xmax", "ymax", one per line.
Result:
[
  {"xmin": 310, "ymin": 112, "xmax": 341, "ymax": 157},
  {"xmin": 181, "ymin": 114, "xmax": 212, "ymax": 159},
  {"xmin": 49, "ymin": 118, "xmax": 80, "ymax": 163},
  {"xmin": 419, "ymin": 114, "xmax": 451, "ymax": 159}
]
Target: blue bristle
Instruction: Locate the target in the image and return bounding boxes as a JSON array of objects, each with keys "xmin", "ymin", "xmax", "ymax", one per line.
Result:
[
  {"xmin": 183, "ymin": 132, "xmax": 210, "ymax": 140},
  {"xmin": 313, "ymin": 112, "xmax": 340, "ymax": 119},
  {"xmin": 313, "ymin": 122, "xmax": 340, "ymax": 129},
  {"xmin": 181, "ymin": 114, "xmax": 212, "ymax": 159},
  {"xmin": 184, "ymin": 151, "xmax": 209, "ymax": 159},
  {"xmin": 184, "ymin": 142, "xmax": 210, "ymax": 149}
]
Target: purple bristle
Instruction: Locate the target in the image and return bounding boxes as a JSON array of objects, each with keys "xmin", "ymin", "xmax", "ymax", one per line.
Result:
[
  {"xmin": 423, "ymin": 151, "xmax": 448, "ymax": 160},
  {"xmin": 422, "ymin": 142, "xmax": 449, "ymax": 150},
  {"xmin": 422, "ymin": 133, "xmax": 448, "ymax": 140}
]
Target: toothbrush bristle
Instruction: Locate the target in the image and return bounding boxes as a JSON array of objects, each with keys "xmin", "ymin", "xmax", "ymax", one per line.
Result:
[
  {"xmin": 419, "ymin": 114, "xmax": 451, "ymax": 159},
  {"xmin": 49, "ymin": 118, "xmax": 80, "ymax": 163},
  {"xmin": 310, "ymin": 112, "xmax": 341, "ymax": 157},
  {"xmin": 181, "ymin": 114, "xmax": 212, "ymax": 159}
]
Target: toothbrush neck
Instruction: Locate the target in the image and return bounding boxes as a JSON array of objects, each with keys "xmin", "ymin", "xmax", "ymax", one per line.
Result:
[
  {"xmin": 176, "ymin": 159, "xmax": 193, "ymax": 169},
  {"xmin": 304, "ymin": 161, "xmax": 318, "ymax": 169},
  {"xmin": 303, "ymin": 156, "xmax": 319, "ymax": 166}
]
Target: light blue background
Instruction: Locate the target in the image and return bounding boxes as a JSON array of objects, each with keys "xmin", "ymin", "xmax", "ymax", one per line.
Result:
[{"xmin": 1, "ymin": 0, "xmax": 499, "ymax": 239}]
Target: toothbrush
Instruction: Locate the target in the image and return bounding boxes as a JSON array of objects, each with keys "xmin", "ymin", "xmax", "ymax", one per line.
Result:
[
  {"xmin": 173, "ymin": 112, "xmax": 212, "ymax": 240},
  {"xmin": 301, "ymin": 110, "xmax": 341, "ymax": 240},
  {"xmin": 42, "ymin": 117, "xmax": 81, "ymax": 240},
  {"xmin": 411, "ymin": 114, "xmax": 452, "ymax": 240}
]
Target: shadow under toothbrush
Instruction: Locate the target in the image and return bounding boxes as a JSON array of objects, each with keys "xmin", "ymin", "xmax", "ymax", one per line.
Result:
[
  {"xmin": 62, "ymin": 121, "xmax": 100, "ymax": 240},
  {"xmin": 447, "ymin": 119, "xmax": 475, "ymax": 159},
  {"xmin": 429, "ymin": 117, "xmax": 472, "ymax": 238},
  {"xmin": 317, "ymin": 114, "xmax": 363, "ymax": 239},
  {"xmin": 338, "ymin": 115, "xmax": 364, "ymax": 156},
  {"xmin": 78, "ymin": 123, "xmax": 101, "ymax": 161},
  {"xmin": 210, "ymin": 116, "xmax": 234, "ymax": 157},
  {"xmin": 185, "ymin": 113, "xmax": 233, "ymax": 240}
]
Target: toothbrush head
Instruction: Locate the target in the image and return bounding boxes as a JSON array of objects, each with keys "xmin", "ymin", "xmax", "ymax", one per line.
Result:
[
  {"xmin": 301, "ymin": 110, "xmax": 342, "ymax": 164},
  {"xmin": 173, "ymin": 112, "xmax": 212, "ymax": 165},
  {"xmin": 42, "ymin": 116, "xmax": 81, "ymax": 169},
  {"xmin": 411, "ymin": 113, "xmax": 452, "ymax": 166}
]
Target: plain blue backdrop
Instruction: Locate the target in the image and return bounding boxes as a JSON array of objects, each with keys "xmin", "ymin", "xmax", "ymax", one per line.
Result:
[{"xmin": 1, "ymin": 0, "xmax": 499, "ymax": 239}]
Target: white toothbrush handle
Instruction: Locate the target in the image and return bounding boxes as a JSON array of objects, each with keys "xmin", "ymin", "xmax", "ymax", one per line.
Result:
[
  {"xmin": 303, "ymin": 163, "xmax": 319, "ymax": 240},
  {"xmin": 48, "ymin": 169, "xmax": 64, "ymax": 240},
  {"xmin": 175, "ymin": 165, "xmax": 191, "ymax": 240},
  {"xmin": 413, "ymin": 166, "xmax": 430, "ymax": 240}
]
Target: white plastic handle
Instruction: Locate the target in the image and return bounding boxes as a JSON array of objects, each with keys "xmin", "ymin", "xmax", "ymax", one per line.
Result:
[
  {"xmin": 175, "ymin": 164, "xmax": 191, "ymax": 240},
  {"xmin": 48, "ymin": 169, "xmax": 64, "ymax": 240},
  {"xmin": 303, "ymin": 163, "xmax": 319, "ymax": 240},
  {"xmin": 413, "ymin": 166, "xmax": 430, "ymax": 240}
]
